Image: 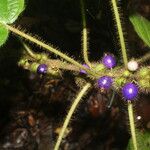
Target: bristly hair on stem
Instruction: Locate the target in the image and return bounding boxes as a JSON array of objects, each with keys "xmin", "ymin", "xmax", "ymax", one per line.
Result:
[
  {"xmin": 2, "ymin": 23, "xmax": 96, "ymax": 77},
  {"xmin": 22, "ymin": 42, "xmax": 37, "ymax": 59},
  {"xmin": 111, "ymin": 0, "xmax": 138, "ymax": 150},
  {"xmin": 80, "ymin": 0, "xmax": 91, "ymax": 68},
  {"xmin": 111, "ymin": 0, "xmax": 128, "ymax": 68},
  {"xmin": 128, "ymin": 102, "xmax": 138, "ymax": 150},
  {"xmin": 54, "ymin": 83, "xmax": 91, "ymax": 150}
]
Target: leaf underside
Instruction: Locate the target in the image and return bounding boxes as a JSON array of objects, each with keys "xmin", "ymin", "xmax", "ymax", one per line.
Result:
[{"xmin": 129, "ymin": 13, "xmax": 150, "ymax": 47}]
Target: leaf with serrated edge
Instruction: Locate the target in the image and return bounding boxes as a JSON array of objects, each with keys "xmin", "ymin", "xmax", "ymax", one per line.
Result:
[
  {"xmin": 0, "ymin": 0, "xmax": 24, "ymax": 24},
  {"xmin": 130, "ymin": 14, "xmax": 150, "ymax": 47}
]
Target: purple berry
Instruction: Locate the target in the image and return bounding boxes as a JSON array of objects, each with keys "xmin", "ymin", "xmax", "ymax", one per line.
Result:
[
  {"xmin": 98, "ymin": 76, "xmax": 113, "ymax": 89},
  {"xmin": 37, "ymin": 64, "xmax": 48, "ymax": 74},
  {"xmin": 122, "ymin": 83, "xmax": 138, "ymax": 100},
  {"xmin": 80, "ymin": 64, "xmax": 89, "ymax": 74},
  {"xmin": 102, "ymin": 54, "xmax": 116, "ymax": 69}
]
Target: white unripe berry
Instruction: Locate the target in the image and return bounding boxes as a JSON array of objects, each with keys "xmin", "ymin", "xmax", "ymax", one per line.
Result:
[
  {"xmin": 137, "ymin": 116, "xmax": 142, "ymax": 120},
  {"xmin": 127, "ymin": 60, "xmax": 138, "ymax": 71}
]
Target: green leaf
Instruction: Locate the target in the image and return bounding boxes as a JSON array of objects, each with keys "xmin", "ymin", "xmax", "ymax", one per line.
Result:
[
  {"xmin": 127, "ymin": 130, "xmax": 150, "ymax": 150},
  {"xmin": 129, "ymin": 13, "xmax": 150, "ymax": 47},
  {"xmin": 0, "ymin": 24, "xmax": 9, "ymax": 46},
  {"xmin": 0, "ymin": 0, "xmax": 24, "ymax": 24}
]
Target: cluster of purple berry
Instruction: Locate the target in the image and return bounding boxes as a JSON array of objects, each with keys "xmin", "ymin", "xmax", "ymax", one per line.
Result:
[
  {"xmin": 37, "ymin": 54, "xmax": 139, "ymax": 101},
  {"xmin": 81, "ymin": 54, "xmax": 139, "ymax": 101}
]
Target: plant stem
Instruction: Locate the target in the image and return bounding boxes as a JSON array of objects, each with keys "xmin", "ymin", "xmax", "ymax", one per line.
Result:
[
  {"xmin": 128, "ymin": 101, "xmax": 138, "ymax": 150},
  {"xmin": 111, "ymin": 1, "xmax": 138, "ymax": 149},
  {"xmin": 137, "ymin": 52, "xmax": 150, "ymax": 63},
  {"xmin": 3, "ymin": 24, "xmax": 95, "ymax": 76},
  {"xmin": 107, "ymin": 90, "xmax": 115, "ymax": 108},
  {"xmin": 80, "ymin": 0, "xmax": 91, "ymax": 67},
  {"xmin": 46, "ymin": 59, "xmax": 79, "ymax": 71},
  {"xmin": 111, "ymin": 0, "xmax": 128, "ymax": 67},
  {"xmin": 54, "ymin": 83, "xmax": 91, "ymax": 150},
  {"xmin": 22, "ymin": 42, "xmax": 37, "ymax": 59}
]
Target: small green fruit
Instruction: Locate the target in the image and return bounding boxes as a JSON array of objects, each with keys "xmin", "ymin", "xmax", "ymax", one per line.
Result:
[
  {"xmin": 93, "ymin": 63, "xmax": 105, "ymax": 73},
  {"xmin": 139, "ymin": 78, "xmax": 150, "ymax": 89},
  {"xmin": 114, "ymin": 77, "xmax": 126, "ymax": 88},
  {"xmin": 138, "ymin": 67, "xmax": 150, "ymax": 78},
  {"xmin": 123, "ymin": 70, "xmax": 130, "ymax": 77},
  {"xmin": 31, "ymin": 63, "xmax": 39, "ymax": 72},
  {"xmin": 49, "ymin": 68, "xmax": 61, "ymax": 77}
]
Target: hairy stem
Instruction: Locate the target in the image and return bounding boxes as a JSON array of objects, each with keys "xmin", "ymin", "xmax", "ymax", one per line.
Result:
[
  {"xmin": 54, "ymin": 83, "xmax": 91, "ymax": 150},
  {"xmin": 80, "ymin": 0, "xmax": 91, "ymax": 67},
  {"xmin": 22, "ymin": 42, "xmax": 37, "ymax": 59},
  {"xmin": 111, "ymin": 1, "xmax": 138, "ymax": 149},
  {"xmin": 137, "ymin": 52, "xmax": 150, "ymax": 63},
  {"xmin": 3, "ymin": 23, "xmax": 95, "ymax": 76},
  {"xmin": 111, "ymin": 0, "xmax": 128, "ymax": 67},
  {"xmin": 128, "ymin": 102, "xmax": 138, "ymax": 150}
]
